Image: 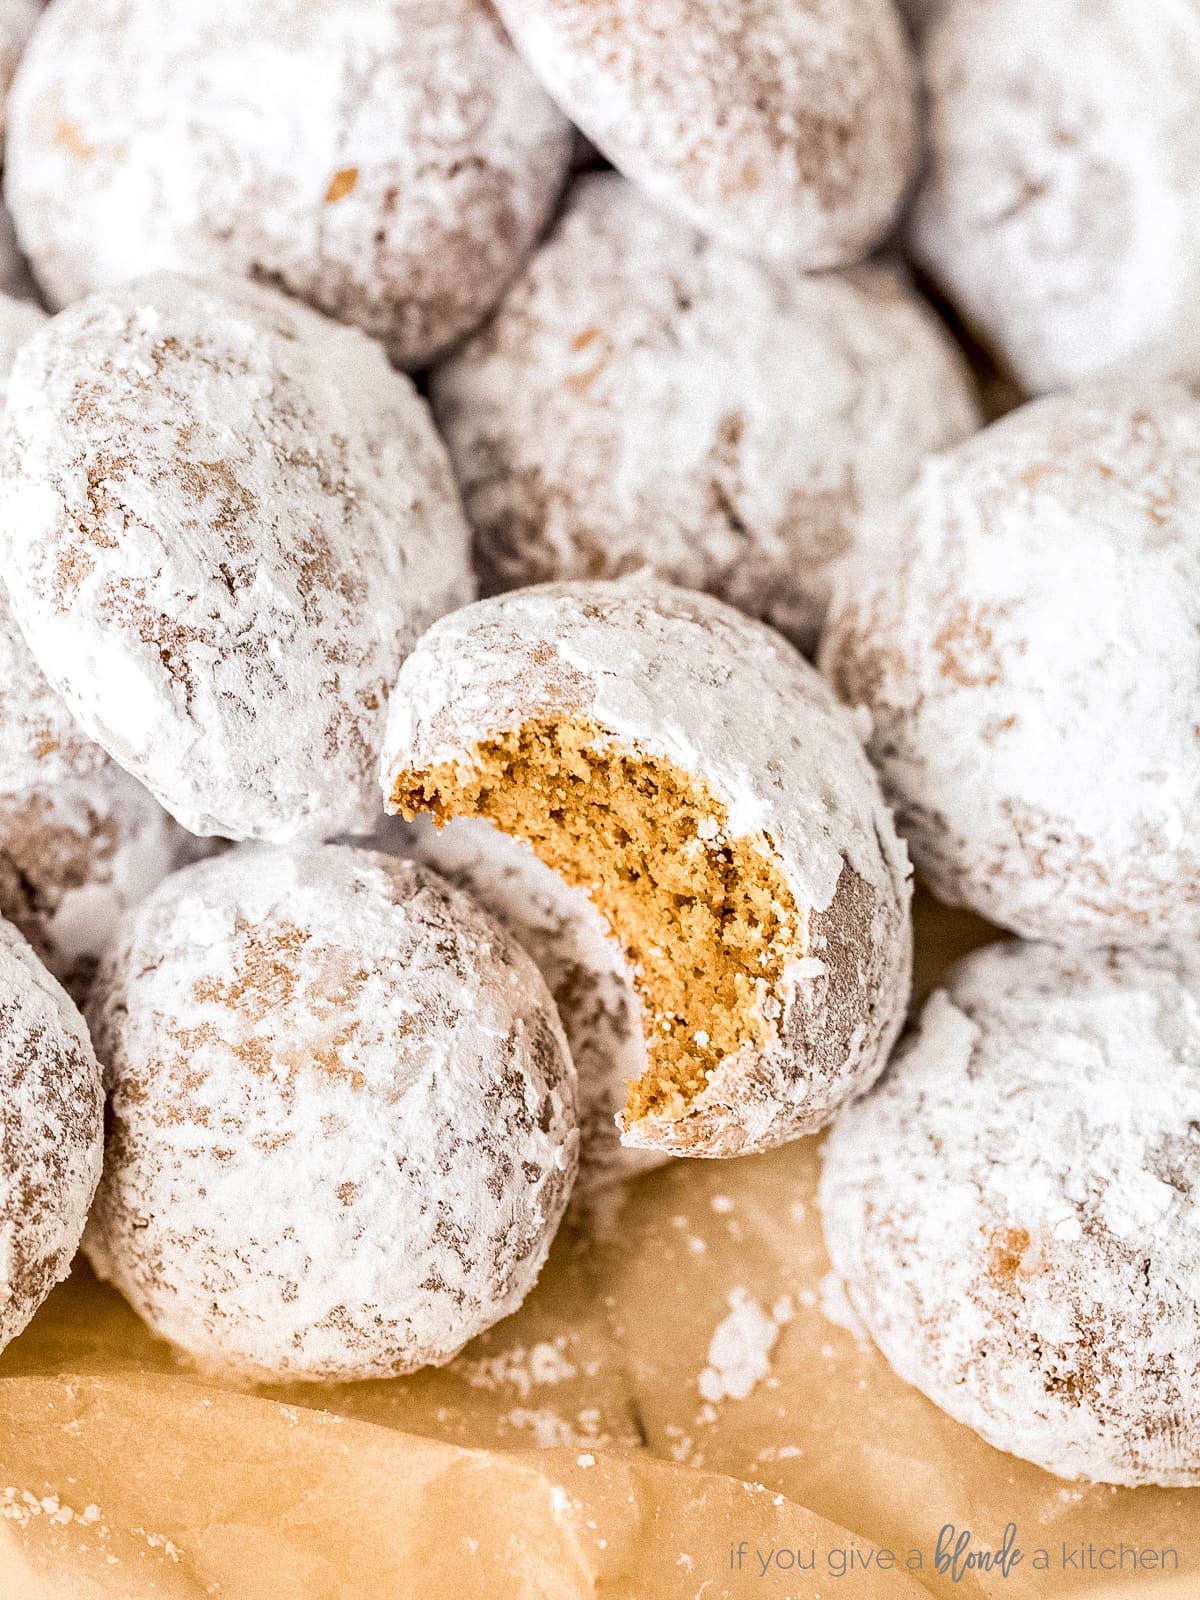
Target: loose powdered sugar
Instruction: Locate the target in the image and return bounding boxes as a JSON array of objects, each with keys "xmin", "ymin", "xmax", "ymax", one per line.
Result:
[
  {"xmin": 432, "ymin": 174, "xmax": 980, "ymax": 653},
  {"xmin": 697, "ymin": 1289, "xmax": 794, "ymax": 1404},
  {"xmin": 0, "ymin": 272, "xmax": 473, "ymax": 842},
  {"xmin": 84, "ymin": 844, "xmax": 579, "ymax": 1383},
  {"xmin": 820, "ymin": 941, "xmax": 1200, "ymax": 1486},
  {"xmin": 4, "ymin": 0, "xmax": 574, "ymax": 367}
]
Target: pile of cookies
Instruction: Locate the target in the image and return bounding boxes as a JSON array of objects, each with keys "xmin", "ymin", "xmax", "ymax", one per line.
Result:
[{"xmin": 0, "ymin": 0, "xmax": 1197, "ymax": 1504}]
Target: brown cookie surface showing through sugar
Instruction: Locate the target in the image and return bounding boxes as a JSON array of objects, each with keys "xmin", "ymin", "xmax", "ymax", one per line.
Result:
[
  {"xmin": 492, "ymin": 0, "xmax": 919, "ymax": 269},
  {"xmin": 0, "ymin": 915, "xmax": 103, "ymax": 1356}
]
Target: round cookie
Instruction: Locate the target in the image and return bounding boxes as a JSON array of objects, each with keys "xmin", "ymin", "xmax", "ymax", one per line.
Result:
[
  {"xmin": 820, "ymin": 941, "xmax": 1200, "ymax": 1487},
  {"xmin": 910, "ymin": 0, "xmax": 1200, "ymax": 392},
  {"xmin": 0, "ymin": 272, "xmax": 473, "ymax": 843},
  {"xmin": 382, "ymin": 577, "xmax": 912, "ymax": 1159},
  {"xmin": 432, "ymin": 174, "xmax": 980, "ymax": 653},
  {"xmin": 403, "ymin": 813, "xmax": 667, "ymax": 1199},
  {"xmin": 84, "ymin": 844, "xmax": 579, "ymax": 1383},
  {"xmin": 821, "ymin": 378, "xmax": 1200, "ymax": 946},
  {"xmin": 0, "ymin": 292, "xmax": 188, "ymax": 1000},
  {"xmin": 491, "ymin": 0, "xmax": 919, "ymax": 269},
  {"xmin": 4, "ymin": 0, "xmax": 573, "ymax": 367},
  {"xmin": 0, "ymin": 914, "xmax": 103, "ymax": 1356}
]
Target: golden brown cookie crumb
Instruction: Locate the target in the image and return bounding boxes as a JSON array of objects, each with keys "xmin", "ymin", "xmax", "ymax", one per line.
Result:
[{"xmin": 393, "ymin": 717, "xmax": 803, "ymax": 1123}]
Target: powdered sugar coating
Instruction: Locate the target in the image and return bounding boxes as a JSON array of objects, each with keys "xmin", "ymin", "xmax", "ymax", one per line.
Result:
[
  {"xmin": 910, "ymin": 0, "xmax": 1200, "ymax": 392},
  {"xmin": 84, "ymin": 844, "xmax": 579, "ymax": 1383},
  {"xmin": 493, "ymin": 0, "xmax": 918, "ymax": 269},
  {"xmin": 820, "ymin": 941, "xmax": 1200, "ymax": 1486},
  {"xmin": 821, "ymin": 379, "xmax": 1200, "ymax": 945},
  {"xmin": 0, "ymin": 292, "xmax": 189, "ymax": 999},
  {"xmin": 0, "ymin": 915, "xmax": 103, "ymax": 1355},
  {"xmin": 0, "ymin": 0, "xmax": 39, "ymax": 138},
  {"xmin": 0, "ymin": 272, "xmax": 473, "ymax": 842},
  {"xmin": 4, "ymin": 0, "xmax": 573, "ymax": 368},
  {"xmin": 382, "ymin": 578, "xmax": 912, "ymax": 1155},
  {"xmin": 0, "ymin": 585, "xmax": 191, "ymax": 1000},
  {"xmin": 403, "ymin": 813, "xmax": 665, "ymax": 1198},
  {"xmin": 0, "ymin": 281, "xmax": 40, "ymax": 387},
  {"xmin": 432, "ymin": 175, "xmax": 980, "ymax": 653}
]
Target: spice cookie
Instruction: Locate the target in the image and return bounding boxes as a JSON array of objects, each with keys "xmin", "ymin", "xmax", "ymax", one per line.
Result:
[
  {"xmin": 821, "ymin": 378, "xmax": 1200, "ymax": 945},
  {"xmin": 431, "ymin": 175, "xmax": 980, "ymax": 653},
  {"xmin": 4, "ymin": 0, "xmax": 573, "ymax": 367},
  {"xmin": 84, "ymin": 844, "xmax": 579, "ymax": 1383},
  {"xmin": 910, "ymin": 0, "xmax": 1200, "ymax": 391},
  {"xmin": 821, "ymin": 941, "xmax": 1200, "ymax": 1487},
  {"xmin": 0, "ymin": 272, "xmax": 473, "ymax": 843},
  {"xmin": 382, "ymin": 578, "xmax": 912, "ymax": 1158},
  {"xmin": 0, "ymin": 914, "xmax": 103, "ymax": 1356},
  {"xmin": 491, "ymin": 0, "xmax": 918, "ymax": 270}
]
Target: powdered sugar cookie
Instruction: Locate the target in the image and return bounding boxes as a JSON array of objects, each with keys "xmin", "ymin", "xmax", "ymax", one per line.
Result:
[
  {"xmin": 821, "ymin": 941, "xmax": 1200, "ymax": 1486},
  {"xmin": 84, "ymin": 844, "xmax": 579, "ymax": 1383},
  {"xmin": 910, "ymin": 0, "xmax": 1200, "ymax": 392},
  {"xmin": 821, "ymin": 378, "xmax": 1200, "ymax": 945},
  {"xmin": 4, "ymin": 0, "xmax": 573, "ymax": 367},
  {"xmin": 383, "ymin": 578, "xmax": 912, "ymax": 1159},
  {"xmin": 0, "ymin": 915, "xmax": 103, "ymax": 1356},
  {"xmin": 0, "ymin": 279, "xmax": 39, "ymax": 378},
  {"xmin": 0, "ymin": 292, "xmax": 188, "ymax": 999},
  {"xmin": 492, "ymin": 0, "xmax": 918, "ymax": 269},
  {"xmin": 0, "ymin": 272, "xmax": 473, "ymax": 843},
  {"xmin": 432, "ymin": 175, "xmax": 980, "ymax": 652},
  {"xmin": 403, "ymin": 813, "xmax": 666, "ymax": 1198}
]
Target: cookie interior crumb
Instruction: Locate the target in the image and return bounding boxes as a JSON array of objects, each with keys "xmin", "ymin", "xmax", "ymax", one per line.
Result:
[{"xmin": 391, "ymin": 718, "xmax": 802, "ymax": 1124}]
